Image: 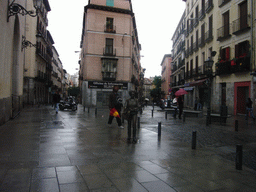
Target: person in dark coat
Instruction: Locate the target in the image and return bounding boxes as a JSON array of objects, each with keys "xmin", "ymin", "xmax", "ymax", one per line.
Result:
[
  {"xmin": 178, "ymin": 96, "xmax": 183, "ymax": 119},
  {"xmin": 108, "ymin": 85, "xmax": 123, "ymax": 128},
  {"xmin": 246, "ymin": 98, "xmax": 255, "ymax": 120},
  {"xmin": 53, "ymin": 91, "xmax": 61, "ymax": 114}
]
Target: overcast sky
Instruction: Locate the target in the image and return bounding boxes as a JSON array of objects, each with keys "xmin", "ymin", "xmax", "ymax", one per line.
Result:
[{"xmin": 48, "ymin": 0, "xmax": 185, "ymax": 78}]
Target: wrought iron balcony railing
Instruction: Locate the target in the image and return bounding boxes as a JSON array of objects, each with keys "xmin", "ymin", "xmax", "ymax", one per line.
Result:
[
  {"xmin": 217, "ymin": 24, "xmax": 231, "ymax": 41},
  {"xmin": 232, "ymin": 15, "xmax": 251, "ymax": 35}
]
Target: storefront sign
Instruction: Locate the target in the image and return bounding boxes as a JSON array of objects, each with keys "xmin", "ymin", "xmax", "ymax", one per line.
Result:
[{"xmin": 88, "ymin": 81, "xmax": 128, "ymax": 90}]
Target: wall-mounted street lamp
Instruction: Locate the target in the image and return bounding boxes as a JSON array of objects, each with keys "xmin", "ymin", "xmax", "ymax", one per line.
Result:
[
  {"xmin": 7, "ymin": 0, "xmax": 42, "ymax": 22},
  {"xmin": 22, "ymin": 35, "xmax": 36, "ymax": 50}
]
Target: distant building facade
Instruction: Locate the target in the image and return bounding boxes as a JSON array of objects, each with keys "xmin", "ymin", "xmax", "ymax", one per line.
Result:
[
  {"xmin": 160, "ymin": 54, "xmax": 172, "ymax": 99},
  {"xmin": 171, "ymin": 11, "xmax": 186, "ymax": 99},
  {"xmin": 79, "ymin": 0, "xmax": 141, "ymax": 108}
]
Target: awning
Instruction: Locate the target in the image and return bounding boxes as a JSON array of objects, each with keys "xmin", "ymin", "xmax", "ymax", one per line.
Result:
[
  {"xmin": 188, "ymin": 79, "xmax": 208, "ymax": 87},
  {"xmin": 184, "ymin": 87, "xmax": 194, "ymax": 91}
]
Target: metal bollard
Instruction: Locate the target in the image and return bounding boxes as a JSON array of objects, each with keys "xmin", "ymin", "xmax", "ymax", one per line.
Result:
[
  {"xmin": 235, "ymin": 120, "xmax": 238, "ymax": 132},
  {"xmin": 88, "ymin": 107, "xmax": 90, "ymax": 113},
  {"xmin": 183, "ymin": 113, "xmax": 186, "ymax": 122},
  {"xmin": 158, "ymin": 122, "xmax": 161, "ymax": 137},
  {"xmin": 236, "ymin": 144, "xmax": 243, "ymax": 170},
  {"xmin": 95, "ymin": 108, "xmax": 97, "ymax": 116},
  {"xmin": 138, "ymin": 117, "xmax": 140, "ymax": 129},
  {"xmin": 152, "ymin": 110, "xmax": 154, "ymax": 117},
  {"xmin": 165, "ymin": 111, "xmax": 167, "ymax": 120},
  {"xmin": 192, "ymin": 131, "xmax": 197, "ymax": 149},
  {"xmin": 83, "ymin": 106, "xmax": 85, "ymax": 112}
]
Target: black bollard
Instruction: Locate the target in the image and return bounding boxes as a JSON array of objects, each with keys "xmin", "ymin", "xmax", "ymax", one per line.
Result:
[
  {"xmin": 183, "ymin": 113, "xmax": 186, "ymax": 122},
  {"xmin": 83, "ymin": 106, "xmax": 85, "ymax": 112},
  {"xmin": 192, "ymin": 131, "xmax": 197, "ymax": 149},
  {"xmin": 158, "ymin": 122, "xmax": 161, "ymax": 137},
  {"xmin": 95, "ymin": 108, "xmax": 97, "ymax": 116},
  {"xmin": 152, "ymin": 110, "xmax": 154, "ymax": 117},
  {"xmin": 138, "ymin": 117, "xmax": 140, "ymax": 129},
  {"xmin": 165, "ymin": 111, "xmax": 167, "ymax": 120},
  {"xmin": 235, "ymin": 120, "xmax": 238, "ymax": 132},
  {"xmin": 236, "ymin": 144, "xmax": 243, "ymax": 170},
  {"xmin": 88, "ymin": 107, "xmax": 90, "ymax": 113}
]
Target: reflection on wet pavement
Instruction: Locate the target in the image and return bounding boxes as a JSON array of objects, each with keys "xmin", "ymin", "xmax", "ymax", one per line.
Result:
[{"xmin": 0, "ymin": 105, "xmax": 255, "ymax": 191}]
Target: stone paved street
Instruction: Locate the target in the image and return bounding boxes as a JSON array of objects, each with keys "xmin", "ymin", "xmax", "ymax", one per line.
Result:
[{"xmin": 0, "ymin": 104, "xmax": 255, "ymax": 192}]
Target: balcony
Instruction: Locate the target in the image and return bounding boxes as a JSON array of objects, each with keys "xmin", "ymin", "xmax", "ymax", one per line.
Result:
[
  {"xmin": 104, "ymin": 25, "xmax": 116, "ymax": 33},
  {"xmin": 199, "ymin": 37, "xmax": 205, "ymax": 48},
  {"xmin": 215, "ymin": 61, "xmax": 231, "ymax": 75},
  {"xmin": 232, "ymin": 15, "xmax": 251, "ymax": 35},
  {"xmin": 199, "ymin": 9, "xmax": 205, "ymax": 21},
  {"xmin": 189, "ymin": 23, "xmax": 194, "ymax": 33},
  {"xmin": 185, "ymin": 49, "xmax": 189, "ymax": 58},
  {"xmin": 178, "ymin": 59, "xmax": 185, "ymax": 68},
  {"xmin": 231, "ymin": 55, "xmax": 250, "ymax": 73},
  {"xmin": 172, "ymin": 64, "xmax": 178, "ymax": 73},
  {"xmin": 189, "ymin": 46, "xmax": 193, "ymax": 55},
  {"xmin": 193, "ymin": 42, "xmax": 199, "ymax": 52},
  {"xmin": 205, "ymin": 30, "xmax": 213, "ymax": 43},
  {"xmin": 205, "ymin": 0, "xmax": 213, "ymax": 13},
  {"xmin": 102, "ymin": 72, "xmax": 116, "ymax": 81},
  {"xmin": 217, "ymin": 24, "xmax": 231, "ymax": 41},
  {"xmin": 36, "ymin": 71, "xmax": 47, "ymax": 82},
  {"xmin": 103, "ymin": 47, "xmax": 116, "ymax": 56},
  {"xmin": 218, "ymin": 0, "xmax": 231, "ymax": 7}
]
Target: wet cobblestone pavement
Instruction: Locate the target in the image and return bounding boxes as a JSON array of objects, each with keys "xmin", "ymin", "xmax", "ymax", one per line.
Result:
[
  {"xmin": 0, "ymin": 104, "xmax": 255, "ymax": 192},
  {"xmin": 141, "ymin": 108, "xmax": 256, "ymax": 171}
]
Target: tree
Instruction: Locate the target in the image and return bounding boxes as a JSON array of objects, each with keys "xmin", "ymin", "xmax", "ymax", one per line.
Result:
[{"xmin": 150, "ymin": 76, "xmax": 163, "ymax": 103}]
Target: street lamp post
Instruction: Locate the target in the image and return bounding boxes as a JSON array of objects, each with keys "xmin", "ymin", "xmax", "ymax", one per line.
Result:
[{"xmin": 204, "ymin": 57, "xmax": 214, "ymax": 126}]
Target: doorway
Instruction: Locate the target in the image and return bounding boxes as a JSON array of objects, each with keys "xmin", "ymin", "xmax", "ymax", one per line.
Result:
[{"xmin": 234, "ymin": 82, "xmax": 250, "ymax": 115}]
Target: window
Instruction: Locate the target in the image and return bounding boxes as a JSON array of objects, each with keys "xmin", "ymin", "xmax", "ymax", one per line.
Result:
[
  {"xmin": 223, "ymin": 11, "xmax": 230, "ymax": 37},
  {"xmin": 106, "ymin": 0, "xmax": 114, "ymax": 7},
  {"xmin": 239, "ymin": 1, "xmax": 248, "ymax": 30},
  {"xmin": 220, "ymin": 47, "xmax": 230, "ymax": 61},
  {"xmin": 104, "ymin": 38, "xmax": 114, "ymax": 56},
  {"xmin": 190, "ymin": 59, "xmax": 193, "ymax": 77},
  {"xmin": 102, "ymin": 59, "xmax": 117, "ymax": 81},
  {"xmin": 106, "ymin": 18, "xmax": 115, "ymax": 32},
  {"xmin": 235, "ymin": 41, "xmax": 249, "ymax": 58}
]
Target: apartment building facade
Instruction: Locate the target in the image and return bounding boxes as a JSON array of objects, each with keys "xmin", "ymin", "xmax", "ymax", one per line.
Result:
[
  {"xmin": 0, "ymin": 0, "xmax": 26, "ymax": 124},
  {"xmin": 178, "ymin": 0, "xmax": 255, "ymax": 115},
  {"xmin": 80, "ymin": 0, "xmax": 141, "ymax": 108},
  {"xmin": 171, "ymin": 11, "xmax": 186, "ymax": 98},
  {"xmin": 0, "ymin": 0, "xmax": 69, "ymax": 125},
  {"xmin": 160, "ymin": 54, "xmax": 172, "ymax": 100},
  {"xmin": 214, "ymin": 0, "xmax": 255, "ymax": 115},
  {"xmin": 181, "ymin": 0, "xmax": 218, "ymax": 109}
]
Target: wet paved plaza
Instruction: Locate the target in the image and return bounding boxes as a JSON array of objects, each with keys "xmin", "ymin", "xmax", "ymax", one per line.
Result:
[{"xmin": 0, "ymin": 105, "xmax": 255, "ymax": 191}]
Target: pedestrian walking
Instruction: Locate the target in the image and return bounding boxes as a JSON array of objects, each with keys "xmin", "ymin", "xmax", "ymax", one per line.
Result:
[
  {"xmin": 52, "ymin": 91, "xmax": 61, "ymax": 114},
  {"xmin": 246, "ymin": 98, "xmax": 255, "ymax": 120},
  {"xmin": 124, "ymin": 90, "xmax": 139, "ymax": 143},
  {"xmin": 108, "ymin": 85, "xmax": 124, "ymax": 128},
  {"xmin": 195, "ymin": 97, "xmax": 202, "ymax": 111},
  {"xmin": 178, "ymin": 96, "xmax": 183, "ymax": 119}
]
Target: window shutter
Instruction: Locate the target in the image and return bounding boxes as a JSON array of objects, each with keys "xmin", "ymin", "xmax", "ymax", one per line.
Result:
[
  {"xmin": 226, "ymin": 47, "xmax": 230, "ymax": 60},
  {"xmin": 235, "ymin": 44, "xmax": 239, "ymax": 58}
]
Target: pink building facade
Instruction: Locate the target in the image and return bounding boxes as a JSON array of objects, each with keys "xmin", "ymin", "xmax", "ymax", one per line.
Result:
[
  {"xmin": 79, "ymin": 0, "xmax": 141, "ymax": 107},
  {"xmin": 161, "ymin": 54, "xmax": 172, "ymax": 99}
]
